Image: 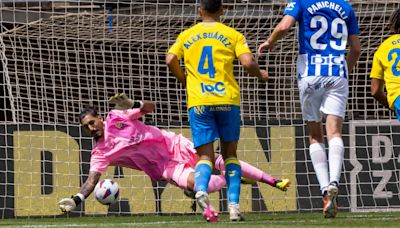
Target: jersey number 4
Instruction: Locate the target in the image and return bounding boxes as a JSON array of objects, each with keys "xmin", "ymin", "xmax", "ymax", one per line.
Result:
[
  {"xmin": 310, "ymin": 16, "xmax": 348, "ymax": 51},
  {"xmin": 198, "ymin": 46, "xmax": 216, "ymax": 78},
  {"xmin": 388, "ymin": 48, "xmax": 400, "ymax": 77}
]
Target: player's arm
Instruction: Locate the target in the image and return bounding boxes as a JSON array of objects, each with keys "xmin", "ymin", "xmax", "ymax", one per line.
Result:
[
  {"xmin": 371, "ymin": 78, "xmax": 389, "ymax": 109},
  {"xmin": 109, "ymin": 93, "xmax": 155, "ymax": 115},
  {"xmin": 238, "ymin": 53, "xmax": 268, "ymax": 82},
  {"xmin": 346, "ymin": 8, "xmax": 361, "ymax": 74},
  {"xmin": 166, "ymin": 53, "xmax": 186, "ymax": 87},
  {"xmin": 347, "ymin": 35, "xmax": 361, "ymax": 74},
  {"xmin": 166, "ymin": 32, "xmax": 186, "ymax": 87},
  {"xmin": 58, "ymin": 171, "xmax": 101, "ymax": 213},
  {"xmin": 370, "ymin": 50, "xmax": 389, "ymax": 109},
  {"xmin": 80, "ymin": 171, "xmax": 102, "ymax": 198},
  {"xmin": 258, "ymin": 15, "xmax": 296, "ymax": 54}
]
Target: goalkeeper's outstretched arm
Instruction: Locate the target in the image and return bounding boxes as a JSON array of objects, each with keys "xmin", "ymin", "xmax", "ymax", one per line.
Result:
[
  {"xmin": 80, "ymin": 171, "xmax": 102, "ymax": 198},
  {"xmin": 109, "ymin": 93, "xmax": 155, "ymax": 115},
  {"xmin": 58, "ymin": 171, "xmax": 101, "ymax": 213}
]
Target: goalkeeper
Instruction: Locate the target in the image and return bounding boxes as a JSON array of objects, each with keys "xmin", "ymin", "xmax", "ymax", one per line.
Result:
[{"xmin": 59, "ymin": 93, "xmax": 290, "ymax": 214}]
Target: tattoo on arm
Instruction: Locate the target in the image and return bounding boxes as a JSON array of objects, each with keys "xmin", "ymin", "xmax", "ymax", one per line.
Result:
[{"xmin": 80, "ymin": 171, "xmax": 101, "ymax": 198}]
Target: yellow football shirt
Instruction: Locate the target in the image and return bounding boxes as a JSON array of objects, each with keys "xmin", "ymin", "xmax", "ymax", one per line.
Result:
[
  {"xmin": 370, "ymin": 34, "xmax": 400, "ymax": 109},
  {"xmin": 168, "ymin": 22, "xmax": 251, "ymax": 108}
]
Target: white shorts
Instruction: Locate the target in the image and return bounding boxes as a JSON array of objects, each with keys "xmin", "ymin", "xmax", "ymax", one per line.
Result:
[{"xmin": 298, "ymin": 76, "xmax": 348, "ymax": 122}]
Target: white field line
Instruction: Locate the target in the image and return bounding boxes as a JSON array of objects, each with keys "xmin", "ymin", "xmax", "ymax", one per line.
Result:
[{"xmin": 2, "ymin": 214, "xmax": 400, "ymax": 227}]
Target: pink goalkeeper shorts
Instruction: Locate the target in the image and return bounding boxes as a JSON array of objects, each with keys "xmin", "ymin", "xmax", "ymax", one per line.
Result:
[{"xmin": 162, "ymin": 134, "xmax": 197, "ymax": 189}]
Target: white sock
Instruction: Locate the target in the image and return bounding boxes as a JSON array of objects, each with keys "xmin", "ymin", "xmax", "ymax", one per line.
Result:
[
  {"xmin": 329, "ymin": 137, "xmax": 344, "ymax": 184},
  {"xmin": 310, "ymin": 143, "xmax": 329, "ymax": 194}
]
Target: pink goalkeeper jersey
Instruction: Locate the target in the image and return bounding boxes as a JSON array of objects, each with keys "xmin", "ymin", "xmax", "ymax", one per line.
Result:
[{"xmin": 89, "ymin": 108, "xmax": 177, "ymax": 181}]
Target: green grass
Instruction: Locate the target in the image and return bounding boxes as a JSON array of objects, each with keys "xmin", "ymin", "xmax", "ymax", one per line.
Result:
[{"xmin": 1, "ymin": 212, "xmax": 400, "ymax": 227}]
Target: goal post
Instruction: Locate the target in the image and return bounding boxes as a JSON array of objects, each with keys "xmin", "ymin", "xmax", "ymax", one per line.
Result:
[{"xmin": 1, "ymin": 0, "xmax": 400, "ymax": 218}]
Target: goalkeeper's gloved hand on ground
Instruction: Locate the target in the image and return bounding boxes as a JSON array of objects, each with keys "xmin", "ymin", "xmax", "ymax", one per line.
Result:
[
  {"xmin": 109, "ymin": 93, "xmax": 143, "ymax": 110},
  {"xmin": 58, "ymin": 193, "xmax": 84, "ymax": 213}
]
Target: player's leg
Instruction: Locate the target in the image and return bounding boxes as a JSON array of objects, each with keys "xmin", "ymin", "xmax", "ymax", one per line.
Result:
[
  {"xmin": 175, "ymin": 133, "xmax": 289, "ymax": 191},
  {"xmin": 214, "ymin": 155, "xmax": 290, "ymax": 191},
  {"xmin": 189, "ymin": 106, "xmax": 219, "ymax": 222},
  {"xmin": 184, "ymin": 172, "xmax": 226, "ymax": 194},
  {"xmin": 299, "ymin": 77, "xmax": 330, "ymax": 195},
  {"xmin": 220, "ymin": 141, "xmax": 241, "ymax": 205},
  {"xmin": 164, "ymin": 162, "xmax": 226, "ymax": 199},
  {"xmin": 195, "ymin": 147, "xmax": 220, "ymax": 222},
  {"xmin": 220, "ymin": 141, "xmax": 243, "ymax": 221},
  {"xmin": 175, "ymin": 134, "xmax": 290, "ymax": 192},
  {"xmin": 320, "ymin": 77, "xmax": 348, "ymax": 218},
  {"xmin": 299, "ymin": 76, "xmax": 332, "ymax": 217},
  {"xmin": 307, "ymin": 121, "xmax": 329, "ymax": 194},
  {"xmin": 215, "ymin": 105, "xmax": 244, "ymax": 221},
  {"xmin": 326, "ymin": 114, "xmax": 344, "ymax": 186},
  {"xmin": 324, "ymin": 115, "xmax": 342, "ymax": 218},
  {"xmin": 194, "ymin": 143, "xmax": 215, "ymax": 196},
  {"xmin": 169, "ymin": 135, "xmax": 228, "ymax": 199},
  {"xmin": 189, "ymin": 106, "xmax": 216, "ymax": 195}
]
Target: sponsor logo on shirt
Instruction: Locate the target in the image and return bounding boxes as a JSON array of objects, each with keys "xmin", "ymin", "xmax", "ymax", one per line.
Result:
[
  {"xmin": 285, "ymin": 2, "xmax": 296, "ymax": 11},
  {"xmin": 115, "ymin": 122, "xmax": 126, "ymax": 129},
  {"xmin": 311, "ymin": 55, "xmax": 344, "ymax": 65},
  {"xmin": 200, "ymin": 81, "xmax": 226, "ymax": 95},
  {"xmin": 129, "ymin": 134, "xmax": 144, "ymax": 144}
]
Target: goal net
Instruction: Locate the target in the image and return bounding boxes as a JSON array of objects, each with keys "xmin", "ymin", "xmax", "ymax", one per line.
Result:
[{"xmin": 0, "ymin": 0, "xmax": 400, "ymax": 218}]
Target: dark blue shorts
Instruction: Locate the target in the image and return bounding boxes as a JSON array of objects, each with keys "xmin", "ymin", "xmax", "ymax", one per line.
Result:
[{"xmin": 189, "ymin": 105, "xmax": 240, "ymax": 148}]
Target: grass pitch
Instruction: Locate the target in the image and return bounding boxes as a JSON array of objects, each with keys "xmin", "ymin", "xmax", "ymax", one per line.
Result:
[{"xmin": 1, "ymin": 211, "xmax": 399, "ymax": 227}]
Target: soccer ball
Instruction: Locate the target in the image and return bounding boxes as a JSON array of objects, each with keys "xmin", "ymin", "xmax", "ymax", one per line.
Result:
[{"xmin": 94, "ymin": 179, "xmax": 120, "ymax": 205}]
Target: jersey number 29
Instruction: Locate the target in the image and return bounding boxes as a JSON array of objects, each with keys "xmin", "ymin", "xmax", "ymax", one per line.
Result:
[
  {"xmin": 310, "ymin": 16, "xmax": 348, "ymax": 51},
  {"xmin": 198, "ymin": 46, "xmax": 216, "ymax": 78}
]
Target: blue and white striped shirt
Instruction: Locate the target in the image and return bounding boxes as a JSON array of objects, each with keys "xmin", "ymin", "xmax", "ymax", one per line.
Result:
[{"xmin": 284, "ymin": 0, "xmax": 359, "ymax": 78}]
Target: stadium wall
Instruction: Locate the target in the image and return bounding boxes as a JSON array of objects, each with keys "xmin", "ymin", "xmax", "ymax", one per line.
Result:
[{"xmin": 1, "ymin": 121, "xmax": 400, "ymax": 218}]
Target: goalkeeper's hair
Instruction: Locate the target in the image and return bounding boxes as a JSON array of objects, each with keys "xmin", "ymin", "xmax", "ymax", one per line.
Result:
[
  {"xmin": 79, "ymin": 106, "xmax": 98, "ymax": 123},
  {"xmin": 200, "ymin": 0, "xmax": 222, "ymax": 14},
  {"xmin": 389, "ymin": 7, "xmax": 400, "ymax": 34}
]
